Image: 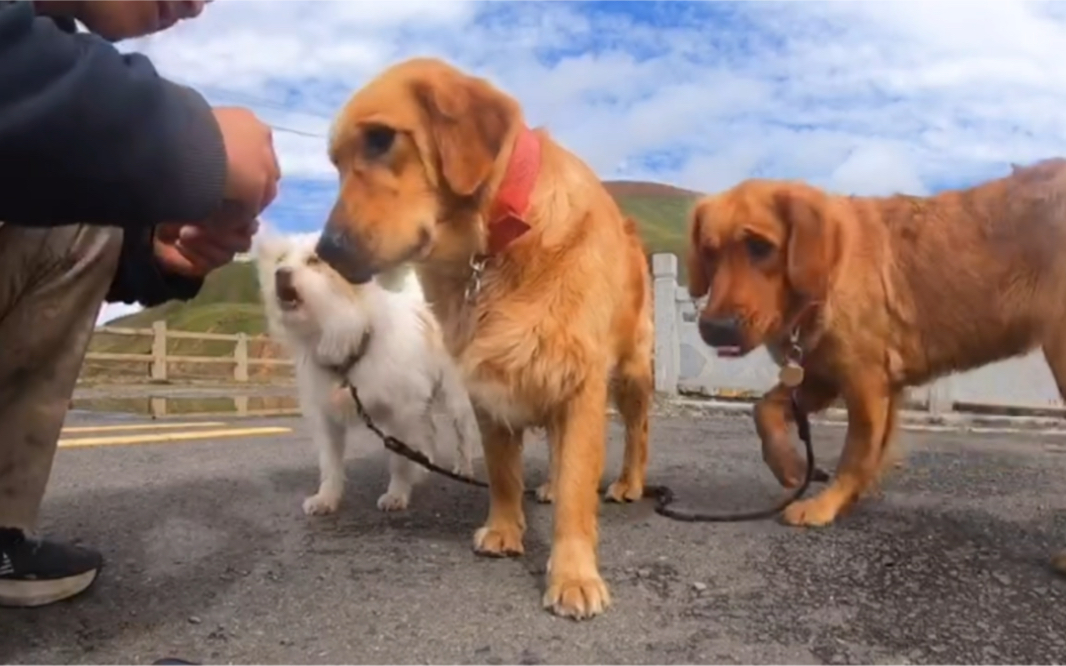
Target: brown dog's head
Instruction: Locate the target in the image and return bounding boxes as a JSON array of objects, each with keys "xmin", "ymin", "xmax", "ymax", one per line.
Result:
[
  {"xmin": 686, "ymin": 180, "xmax": 843, "ymax": 356},
  {"xmin": 315, "ymin": 57, "xmax": 523, "ymax": 284}
]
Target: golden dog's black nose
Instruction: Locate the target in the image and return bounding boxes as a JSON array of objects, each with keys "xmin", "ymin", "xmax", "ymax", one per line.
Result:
[
  {"xmin": 315, "ymin": 227, "xmax": 376, "ymax": 285},
  {"xmin": 698, "ymin": 315, "xmax": 743, "ymax": 349}
]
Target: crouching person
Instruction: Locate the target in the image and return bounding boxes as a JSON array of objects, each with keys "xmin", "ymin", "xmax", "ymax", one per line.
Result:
[{"xmin": 0, "ymin": 0, "xmax": 281, "ymax": 607}]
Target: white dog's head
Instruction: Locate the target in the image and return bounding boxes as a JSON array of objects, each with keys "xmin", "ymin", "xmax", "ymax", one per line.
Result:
[{"xmin": 253, "ymin": 227, "xmax": 374, "ymax": 348}]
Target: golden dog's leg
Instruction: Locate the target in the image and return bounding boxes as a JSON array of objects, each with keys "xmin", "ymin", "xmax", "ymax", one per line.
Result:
[
  {"xmin": 543, "ymin": 377, "xmax": 610, "ymax": 620},
  {"xmin": 754, "ymin": 377, "xmax": 838, "ymax": 489},
  {"xmin": 782, "ymin": 373, "xmax": 892, "ymax": 527},
  {"xmin": 472, "ymin": 410, "xmax": 526, "ymax": 557},
  {"xmin": 605, "ymin": 351, "xmax": 652, "ymax": 503}
]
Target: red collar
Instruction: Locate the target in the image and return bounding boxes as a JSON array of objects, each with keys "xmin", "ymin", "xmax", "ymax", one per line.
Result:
[{"xmin": 484, "ymin": 127, "xmax": 540, "ymax": 256}]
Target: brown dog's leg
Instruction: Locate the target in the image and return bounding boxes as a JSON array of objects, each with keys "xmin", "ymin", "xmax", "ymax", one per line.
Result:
[
  {"xmin": 472, "ymin": 410, "xmax": 526, "ymax": 557},
  {"xmin": 604, "ymin": 350, "xmax": 652, "ymax": 503},
  {"xmin": 754, "ymin": 377, "xmax": 838, "ymax": 488},
  {"xmin": 1040, "ymin": 335, "xmax": 1066, "ymax": 573},
  {"xmin": 543, "ymin": 377, "xmax": 610, "ymax": 620},
  {"xmin": 782, "ymin": 372, "xmax": 892, "ymax": 527},
  {"xmin": 863, "ymin": 391, "xmax": 905, "ymax": 499}
]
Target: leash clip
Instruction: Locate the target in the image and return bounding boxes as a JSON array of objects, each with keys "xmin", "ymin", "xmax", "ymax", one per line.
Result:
[
  {"xmin": 779, "ymin": 327, "xmax": 806, "ymax": 389},
  {"xmin": 465, "ymin": 254, "xmax": 488, "ymax": 303}
]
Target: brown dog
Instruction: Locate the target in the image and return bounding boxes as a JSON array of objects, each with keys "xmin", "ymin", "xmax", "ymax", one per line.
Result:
[
  {"xmin": 315, "ymin": 57, "xmax": 654, "ymax": 619},
  {"xmin": 685, "ymin": 159, "xmax": 1066, "ymax": 536}
]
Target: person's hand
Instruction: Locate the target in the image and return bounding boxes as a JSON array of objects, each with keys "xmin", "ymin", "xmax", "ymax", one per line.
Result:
[
  {"xmin": 153, "ymin": 218, "xmax": 259, "ymax": 279},
  {"xmin": 34, "ymin": 1, "xmax": 210, "ymax": 41},
  {"xmin": 213, "ymin": 107, "xmax": 281, "ymax": 219}
]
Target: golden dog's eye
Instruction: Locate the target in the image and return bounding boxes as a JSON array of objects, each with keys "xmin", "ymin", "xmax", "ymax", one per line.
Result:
[
  {"xmin": 307, "ymin": 255, "xmax": 322, "ymax": 266},
  {"xmin": 744, "ymin": 236, "xmax": 775, "ymax": 262},
  {"xmin": 362, "ymin": 125, "xmax": 396, "ymax": 160}
]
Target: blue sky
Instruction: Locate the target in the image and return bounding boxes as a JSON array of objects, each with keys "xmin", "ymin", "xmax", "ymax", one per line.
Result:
[{"xmin": 99, "ymin": 0, "xmax": 1066, "ymax": 321}]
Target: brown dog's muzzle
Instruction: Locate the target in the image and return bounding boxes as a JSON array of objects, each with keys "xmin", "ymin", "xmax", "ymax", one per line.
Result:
[
  {"xmin": 315, "ymin": 205, "xmax": 378, "ymax": 285},
  {"xmin": 698, "ymin": 315, "xmax": 744, "ymax": 349}
]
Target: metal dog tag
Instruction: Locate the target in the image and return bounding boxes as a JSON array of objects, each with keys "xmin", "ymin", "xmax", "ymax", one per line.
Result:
[{"xmin": 779, "ymin": 361, "xmax": 805, "ymax": 388}]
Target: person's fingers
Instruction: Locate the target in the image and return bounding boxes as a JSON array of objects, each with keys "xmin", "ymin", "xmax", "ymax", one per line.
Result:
[
  {"xmin": 175, "ymin": 238, "xmax": 232, "ymax": 271},
  {"xmin": 181, "ymin": 222, "xmax": 255, "ymax": 253},
  {"xmin": 178, "ymin": 224, "xmax": 250, "ymax": 263},
  {"xmin": 154, "ymin": 244, "xmax": 206, "ymax": 278}
]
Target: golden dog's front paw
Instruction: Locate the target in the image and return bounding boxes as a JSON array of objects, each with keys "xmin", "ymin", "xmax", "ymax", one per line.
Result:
[
  {"xmin": 473, "ymin": 523, "xmax": 525, "ymax": 557},
  {"xmin": 781, "ymin": 493, "xmax": 843, "ymax": 527},
  {"xmin": 534, "ymin": 481, "xmax": 555, "ymax": 504},
  {"xmin": 542, "ymin": 573, "xmax": 611, "ymax": 620},
  {"xmin": 604, "ymin": 478, "xmax": 643, "ymax": 503}
]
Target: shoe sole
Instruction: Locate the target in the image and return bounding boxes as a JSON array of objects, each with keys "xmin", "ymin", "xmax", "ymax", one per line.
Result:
[{"xmin": 0, "ymin": 568, "xmax": 99, "ymax": 608}]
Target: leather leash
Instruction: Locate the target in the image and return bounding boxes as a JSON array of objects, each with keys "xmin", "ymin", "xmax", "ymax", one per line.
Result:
[{"xmin": 343, "ymin": 380, "xmax": 828, "ymax": 523}]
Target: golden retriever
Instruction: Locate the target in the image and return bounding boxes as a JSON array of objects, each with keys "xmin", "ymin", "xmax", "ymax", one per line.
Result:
[
  {"xmin": 314, "ymin": 57, "xmax": 654, "ymax": 620},
  {"xmin": 685, "ymin": 160, "xmax": 1066, "ymax": 544}
]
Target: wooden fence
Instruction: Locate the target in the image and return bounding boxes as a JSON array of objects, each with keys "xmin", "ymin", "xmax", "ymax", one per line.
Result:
[{"xmin": 85, "ymin": 321, "xmax": 293, "ymax": 383}]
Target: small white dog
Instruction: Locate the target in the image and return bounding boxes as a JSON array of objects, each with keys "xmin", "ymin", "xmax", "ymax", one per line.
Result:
[{"xmin": 254, "ymin": 228, "xmax": 479, "ymax": 514}]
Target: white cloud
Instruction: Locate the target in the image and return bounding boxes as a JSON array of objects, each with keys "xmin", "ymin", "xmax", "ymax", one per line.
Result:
[{"xmin": 118, "ymin": 0, "xmax": 1066, "ymax": 215}]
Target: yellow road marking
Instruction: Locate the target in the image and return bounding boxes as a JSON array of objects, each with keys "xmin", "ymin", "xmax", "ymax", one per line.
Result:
[
  {"xmin": 62, "ymin": 421, "xmax": 228, "ymax": 434},
  {"xmin": 58, "ymin": 427, "xmax": 292, "ymax": 448}
]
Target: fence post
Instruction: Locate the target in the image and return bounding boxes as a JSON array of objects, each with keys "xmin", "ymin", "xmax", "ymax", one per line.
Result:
[
  {"xmin": 927, "ymin": 376, "xmax": 953, "ymax": 417},
  {"xmin": 234, "ymin": 333, "xmax": 249, "ymax": 382},
  {"xmin": 652, "ymin": 253, "xmax": 681, "ymax": 395},
  {"xmin": 150, "ymin": 320, "xmax": 168, "ymax": 382}
]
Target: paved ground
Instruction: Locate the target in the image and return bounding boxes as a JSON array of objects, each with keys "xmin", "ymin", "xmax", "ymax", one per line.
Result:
[{"xmin": 4, "ymin": 400, "xmax": 1066, "ymax": 665}]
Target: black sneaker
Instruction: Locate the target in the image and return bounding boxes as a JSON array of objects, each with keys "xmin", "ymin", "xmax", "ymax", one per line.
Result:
[{"xmin": 0, "ymin": 527, "xmax": 102, "ymax": 608}]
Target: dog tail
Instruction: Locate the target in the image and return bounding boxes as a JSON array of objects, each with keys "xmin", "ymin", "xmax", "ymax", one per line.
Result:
[{"xmin": 436, "ymin": 360, "xmax": 479, "ymax": 477}]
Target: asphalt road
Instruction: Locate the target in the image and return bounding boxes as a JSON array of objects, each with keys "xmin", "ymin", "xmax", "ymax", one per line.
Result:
[{"xmin": 4, "ymin": 404, "xmax": 1066, "ymax": 665}]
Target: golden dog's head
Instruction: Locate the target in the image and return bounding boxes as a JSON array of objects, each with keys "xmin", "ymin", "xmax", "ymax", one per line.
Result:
[
  {"xmin": 686, "ymin": 180, "xmax": 843, "ymax": 357},
  {"xmin": 315, "ymin": 57, "xmax": 523, "ymax": 284}
]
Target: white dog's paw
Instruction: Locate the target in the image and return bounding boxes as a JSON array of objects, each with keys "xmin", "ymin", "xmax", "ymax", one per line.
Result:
[
  {"xmin": 535, "ymin": 481, "xmax": 555, "ymax": 504},
  {"xmin": 376, "ymin": 491, "xmax": 411, "ymax": 512},
  {"xmin": 302, "ymin": 492, "xmax": 341, "ymax": 516}
]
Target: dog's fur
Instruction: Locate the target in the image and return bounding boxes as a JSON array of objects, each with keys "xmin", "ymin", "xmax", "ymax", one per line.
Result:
[
  {"xmin": 254, "ymin": 229, "xmax": 479, "ymax": 515},
  {"xmin": 319, "ymin": 57, "xmax": 654, "ymax": 619},
  {"xmin": 686, "ymin": 158, "xmax": 1066, "ymax": 534}
]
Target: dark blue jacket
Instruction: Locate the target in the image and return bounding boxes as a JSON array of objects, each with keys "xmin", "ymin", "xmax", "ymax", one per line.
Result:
[{"xmin": 0, "ymin": 1, "xmax": 228, "ymax": 305}]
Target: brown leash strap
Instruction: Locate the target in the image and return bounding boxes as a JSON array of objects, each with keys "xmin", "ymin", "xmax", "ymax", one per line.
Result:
[{"xmin": 345, "ymin": 383, "xmax": 829, "ymax": 522}]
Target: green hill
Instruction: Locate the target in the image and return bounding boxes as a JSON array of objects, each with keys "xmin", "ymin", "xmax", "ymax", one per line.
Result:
[{"xmin": 91, "ymin": 179, "xmax": 701, "ymax": 377}]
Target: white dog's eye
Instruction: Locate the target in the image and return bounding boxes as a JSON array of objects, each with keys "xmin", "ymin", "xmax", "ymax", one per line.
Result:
[{"xmin": 307, "ymin": 254, "xmax": 322, "ymax": 266}]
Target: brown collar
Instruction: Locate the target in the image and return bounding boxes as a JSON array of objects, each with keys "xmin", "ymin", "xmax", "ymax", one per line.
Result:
[
  {"xmin": 324, "ymin": 328, "xmax": 373, "ymax": 381},
  {"xmin": 482, "ymin": 126, "xmax": 541, "ymax": 256}
]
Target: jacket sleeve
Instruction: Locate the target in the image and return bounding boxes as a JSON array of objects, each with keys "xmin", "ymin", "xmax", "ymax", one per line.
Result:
[
  {"xmin": 0, "ymin": 2, "xmax": 227, "ymax": 228},
  {"xmin": 106, "ymin": 224, "xmax": 204, "ymax": 307}
]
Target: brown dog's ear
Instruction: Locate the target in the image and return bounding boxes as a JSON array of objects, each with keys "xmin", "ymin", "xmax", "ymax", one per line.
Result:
[
  {"xmin": 774, "ymin": 187, "xmax": 841, "ymax": 301},
  {"xmin": 685, "ymin": 199, "xmax": 710, "ymax": 298},
  {"xmin": 413, "ymin": 74, "xmax": 520, "ymax": 197}
]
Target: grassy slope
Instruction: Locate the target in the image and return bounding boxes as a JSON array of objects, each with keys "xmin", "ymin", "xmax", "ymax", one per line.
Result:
[{"xmin": 95, "ymin": 180, "xmax": 700, "ymax": 359}]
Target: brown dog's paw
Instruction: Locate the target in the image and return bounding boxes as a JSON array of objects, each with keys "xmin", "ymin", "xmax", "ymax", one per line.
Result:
[
  {"xmin": 781, "ymin": 494, "xmax": 841, "ymax": 527},
  {"xmin": 542, "ymin": 573, "xmax": 611, "ymax": 620},
  {"xmin": 535, "ymin": 481, "xmax": 555, "ymax": 504},
  {"xmin": 473, "ymin": 524, "xmax": 525, "ymax": 557},
  {"xmin": 604, "ymin": 478, "xmax": 643, "ymax": 503}
]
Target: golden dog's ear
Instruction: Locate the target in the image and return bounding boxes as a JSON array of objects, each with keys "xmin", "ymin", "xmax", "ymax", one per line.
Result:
[
  {"xmin": 413, "ymin": 74, "xmax": 520, "ymax": 197},
  {"xmin": 774, "ymin": 187, "xmax": 842, "ymax": 301},
  {"xmin": 685, "ymin": 199, "xmax": 711, "ymax": 298}
]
